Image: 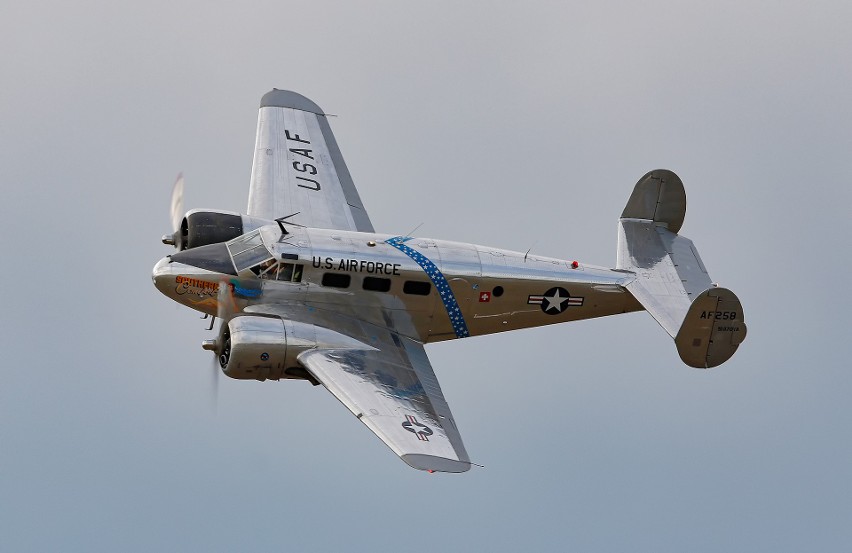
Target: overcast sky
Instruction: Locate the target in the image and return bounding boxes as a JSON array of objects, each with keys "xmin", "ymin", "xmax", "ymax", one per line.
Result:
[{"xmin": 1, "ymin": 1, "xmax": 850, "ymax": 551}]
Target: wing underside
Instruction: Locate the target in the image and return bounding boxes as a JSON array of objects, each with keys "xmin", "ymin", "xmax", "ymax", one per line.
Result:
[
  {"xmin": 248, "ymin": 303, "xmax": 471, "ymax": 472},
  {"xmin": 246, "ymin": 90, "xmax": 373, "ymax": 232},
  {"xmin": 300, "ymin": 344, "xmax": 471, "ymax": 473}
]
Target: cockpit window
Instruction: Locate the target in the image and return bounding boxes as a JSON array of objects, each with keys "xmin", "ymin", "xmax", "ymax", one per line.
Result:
[
  {"xmin": 253, "ymin": 259, "xmax": 278, "ymax": 278},
  {"xmin": 251, "ymin": 260, "xmax": 304, "ymax": 283},
  {"xmin": 226, "ymin": 230, "xmax": 272, "ymax": 272}
]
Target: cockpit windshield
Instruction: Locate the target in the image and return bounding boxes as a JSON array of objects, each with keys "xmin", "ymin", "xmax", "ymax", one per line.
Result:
[{"xmin": 226, "ymin": 230, "xmax": 273, "ymax": 272}]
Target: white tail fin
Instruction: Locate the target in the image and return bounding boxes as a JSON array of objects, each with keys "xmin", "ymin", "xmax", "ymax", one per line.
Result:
[{"xmin": 617, "ymin": 170, "xmax": 747, "ymax": 368}]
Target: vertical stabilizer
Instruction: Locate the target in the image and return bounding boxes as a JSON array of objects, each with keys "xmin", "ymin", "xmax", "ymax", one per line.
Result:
[{"xmin": 675, "ymin": 287, "xmax": 747, "ymax": 368}]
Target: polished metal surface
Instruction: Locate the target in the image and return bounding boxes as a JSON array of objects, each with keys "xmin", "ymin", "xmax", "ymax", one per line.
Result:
[
  {"xmin": 617, "ymin": 219, "xmax": 711, "ymax": 336},
  {"xmin": 299, "ymin": 322, "xmax": 471, "ymax": 473},
  {"xmin": 153, "ymin": 92, "xmax": 747, "ymax": 472},
  {"xmin": 246, "ymin": 90, "xmax": 373, "ymax": 232}
]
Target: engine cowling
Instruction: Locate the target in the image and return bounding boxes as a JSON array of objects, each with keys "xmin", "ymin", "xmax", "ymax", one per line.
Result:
[
  {"xmin": 203, "ymin": 315, "xmax": 374, "ymax": 382},
  {"xmin": 166, "ymin": 210, "xmax": 270, "ymax": 251},
  {"xmin": 215, "ymin": 316, "xmax": 300, "ymax": 381}
]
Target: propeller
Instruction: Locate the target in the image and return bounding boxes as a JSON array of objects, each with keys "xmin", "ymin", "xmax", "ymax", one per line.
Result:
[
  {"xmin": 201, "ymin": 279, "xmax": 237, "ymax": 412},
  {"xmin": 170, "ymin": 172, "xmax": 184, "ymax": 233},
  {"xmin": 208, "ymin": 353, "xmax": 220, "ymax": 412},
  {"xmin": 162, "ymin": 173, "xmax": 185, "ymax": 248}
]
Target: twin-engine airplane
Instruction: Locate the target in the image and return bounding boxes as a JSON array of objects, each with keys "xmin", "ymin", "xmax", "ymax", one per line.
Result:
[{"xmin": 153, "ymin": 90, "xmax": 747, "ymax": 473}]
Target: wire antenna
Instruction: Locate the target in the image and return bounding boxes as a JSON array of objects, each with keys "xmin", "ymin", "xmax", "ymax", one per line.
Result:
[
  {"xmin": 275, "ymin": 212, "xmax": 304, "ymax": 235},
  {"xmin": 523, "ymin": 241, "xmax": 538, "ymax": 262},
  {"xmin": 404, "ymin": 222, "xmax": 424, "ymax": 238}
]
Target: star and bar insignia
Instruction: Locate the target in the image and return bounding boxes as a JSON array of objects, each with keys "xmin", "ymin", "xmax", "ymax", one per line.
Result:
[
  {"xmin": 402, "ymin": 415, "xmax": 433, "ymax": 441},
  {"xmin": 528, "ymin": 287, "xmax": 583, "ymax": 315}
]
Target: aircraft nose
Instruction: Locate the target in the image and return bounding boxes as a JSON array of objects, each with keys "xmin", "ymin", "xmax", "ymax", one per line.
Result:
[{"xmin": 152, "ymin": 257, "xmax": 173, "ymax": 293}]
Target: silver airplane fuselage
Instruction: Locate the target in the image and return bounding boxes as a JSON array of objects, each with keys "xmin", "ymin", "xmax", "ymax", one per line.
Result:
[
  {"xmin": 153, "ymin": 224, "xmax": 641, "ymax": 344},
  {"xmin": 151, "ymin": 89, "xmax": 746, "ymax": 472}
]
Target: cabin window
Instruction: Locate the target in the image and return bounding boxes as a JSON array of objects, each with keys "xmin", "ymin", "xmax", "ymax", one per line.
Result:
[
  {"xmin": 276, "ymin": 263, "xmax": 303, "ymax": 283},
  {"xmin": 322, "ymin": 273, "xmax": 351, "ymax": 288},
  {"xmin": 276, "ymin": 263, "xmax": 291, "ymax": 281},
  {"xmin": 363, "ymin": 277, "xmax": 391, "ymax": 292},
  {"xmin": 403, "ymin": 280, "xmax": 431, "ymax": 296}
]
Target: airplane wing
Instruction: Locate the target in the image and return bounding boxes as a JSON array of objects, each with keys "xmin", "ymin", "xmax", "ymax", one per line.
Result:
[
  {"xmin": 246, "ymin": 90, "xmax": 374, "ymax": 232},
  {"xmin": 247, "ymin": 303, "xmax": 471, "ymax": 473}
]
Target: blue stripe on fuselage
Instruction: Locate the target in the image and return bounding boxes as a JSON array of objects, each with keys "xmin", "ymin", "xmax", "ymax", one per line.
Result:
[{"xmin": 386, "ymin": 236, "xmax": 470, "ymax": 338}]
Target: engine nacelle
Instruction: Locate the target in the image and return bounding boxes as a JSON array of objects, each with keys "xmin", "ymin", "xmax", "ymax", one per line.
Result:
[
  {"xmin": 204, "ymin": 315, "xmax": 374, "ymax": 382},
  {"xmin": 216, "ymin": 316, "xmax": 301, "ymax": 381},
  {"xmin": 167, "ymin": 209, "xmax": 270, "ymax": 251}
]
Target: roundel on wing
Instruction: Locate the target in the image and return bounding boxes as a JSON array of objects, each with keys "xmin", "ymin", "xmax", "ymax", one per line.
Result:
[{"xmin": 402, "ymin": 415, "xmax": 433, "ymax": 441}]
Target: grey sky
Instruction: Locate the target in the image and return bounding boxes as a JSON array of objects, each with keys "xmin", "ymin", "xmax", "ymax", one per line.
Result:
[{"xmin": 1, "ymin": 1, "xmax": 850, "ymax": 551}]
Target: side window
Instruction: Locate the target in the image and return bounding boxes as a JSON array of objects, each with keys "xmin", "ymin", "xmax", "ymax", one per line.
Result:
[
  {"xmin": 363, "ymin": 277, "xmax": 391, "ymax": 292},
  {"xmin": 403, "ymin": 280, "xmax": 431, "ymax": 296},
  {"xmin": 275, "ymin": 263, "xmax": 304, "ymax": 283},
  {"xmin": 322, "ymin": 273, "xmax": 351, "ymax": 288},
  {"xmin": 277, "ymin": 263, "xmax": 293, "ymax": 281}
]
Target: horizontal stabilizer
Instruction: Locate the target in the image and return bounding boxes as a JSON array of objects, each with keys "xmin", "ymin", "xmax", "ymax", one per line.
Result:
[{"xmin": 617, "ymin": 221, "xmax": 711, "ymax": 337}]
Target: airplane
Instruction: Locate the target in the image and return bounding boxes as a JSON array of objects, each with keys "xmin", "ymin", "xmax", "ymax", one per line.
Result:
[{"xmin": 152, "ymin": 89, "xmax": 747, "ymax": 473}]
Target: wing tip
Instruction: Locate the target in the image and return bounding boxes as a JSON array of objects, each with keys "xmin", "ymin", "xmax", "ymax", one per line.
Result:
[
  {"xmin": 402, "ymin": 454, "xmax": 471, "ymax": 473},
  {"xmin": 260, "ymin": 89, "xmax": 325, "ymax": 114}
]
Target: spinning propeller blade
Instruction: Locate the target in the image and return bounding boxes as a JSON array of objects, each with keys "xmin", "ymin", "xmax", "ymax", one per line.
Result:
[
  {"xmin": 212, "ymin": 279, "xmax": 238, "ymax": 409},
  {"xmin": 170, "ymin": 173, "xmax": 185, "ymax": 233},
  {"xmin": 200, "ymin": 280, "xmax": 238, "ymax": 412},
  {"xmin": 216, "ymin": 279, "xmax": 236, "ymax": 322},
  {"xmin": 209, "ymin": 354, "xmax": 220, "ymax": 413},
  {"xmin": 162, "ymin": 173, "xmax": 185, "ymax": 248}
]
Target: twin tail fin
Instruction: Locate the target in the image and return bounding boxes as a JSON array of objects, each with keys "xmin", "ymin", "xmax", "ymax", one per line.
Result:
[{"xmin": 616, "ymin": 170, "xmax": 747, "ymax": 368}]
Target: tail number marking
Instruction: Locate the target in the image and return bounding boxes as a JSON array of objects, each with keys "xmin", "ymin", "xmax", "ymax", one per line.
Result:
[{"xmin": 700, "ymin": 311, "xmax": 738, "ymax": 320}]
